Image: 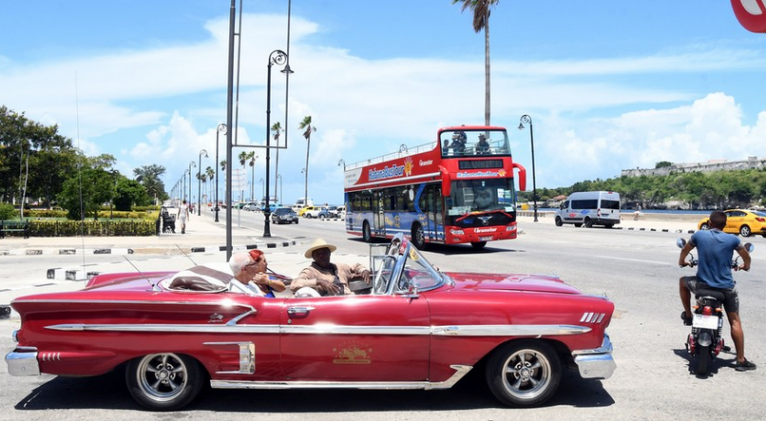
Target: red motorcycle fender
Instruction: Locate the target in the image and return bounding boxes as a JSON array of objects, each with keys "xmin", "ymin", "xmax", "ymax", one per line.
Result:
[{"xmin": 697, "ymin": 330, "xmax": 714, "ymax": 347}]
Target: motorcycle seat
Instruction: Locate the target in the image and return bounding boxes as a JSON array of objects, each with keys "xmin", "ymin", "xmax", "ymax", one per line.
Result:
[{"xmin": 695, "ymin": 287, "xmax": 726, "ymax": 302}]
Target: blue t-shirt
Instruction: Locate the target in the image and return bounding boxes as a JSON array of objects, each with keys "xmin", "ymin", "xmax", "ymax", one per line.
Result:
[{"xmin": 690, "ymin": 228, "xmax": 741, "ymax": 289}]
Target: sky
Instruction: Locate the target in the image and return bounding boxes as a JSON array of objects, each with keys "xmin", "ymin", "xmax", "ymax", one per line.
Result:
[{"xmin": 2, "ymin": 1, "xmax": 765, "ymax": 206}]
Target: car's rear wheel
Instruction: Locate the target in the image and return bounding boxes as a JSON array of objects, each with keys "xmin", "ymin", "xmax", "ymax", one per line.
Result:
[
  {"xmin": 554, "ymin": 216, "xmax": 563, "ymax": 227},
  {"xmin": 740, "ymin": 225, "xmax": 751, "ymax": 237},
  {"xmin": 700, "ymin": 222, "xmax": 710, "ymax": 230},
  {"xmin": 583, "ymin": 217, "xmax": 593, "ymax": 228},
  {"xmin": 485, "ymin": 340, "xmax": 561, "ymax": 407},
  {"xmin": 126, "ymin": 353, "xmax": 204, "ymax": 411},
  {"xmin": 574, "ymin": 223, "xmax": 582, "ymax": 228}
]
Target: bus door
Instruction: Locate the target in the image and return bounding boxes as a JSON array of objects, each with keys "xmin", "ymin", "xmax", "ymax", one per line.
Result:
[
  {"xmin": 374, "ymin": 191, "xmax": 385, "ymax": 236},
  {"xmin": 420, "ymin": 184, "xmax": 444, "ymax": 242}
]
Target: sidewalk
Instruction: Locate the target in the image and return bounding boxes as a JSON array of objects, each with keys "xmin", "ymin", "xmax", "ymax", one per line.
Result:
[
  {"xmin": 517, "ymin": 211, "xmax": 700, "ymax": 233},
  {"xmin": 0, "ymin": 211, "xmax": 302, "ymax": 257}
]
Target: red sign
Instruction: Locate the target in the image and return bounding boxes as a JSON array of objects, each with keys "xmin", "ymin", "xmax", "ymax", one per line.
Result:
[{"xmin": 731, "ymin": 0, "xmax": 766, "ymax": 33}]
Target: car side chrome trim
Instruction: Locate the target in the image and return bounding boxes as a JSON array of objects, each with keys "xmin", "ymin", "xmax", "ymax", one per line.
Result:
[
  {"xmin": 431, "ymin": 324, "xmax": 591, "ymax": 336},
  {"xmin": 46, "ymin": 324, "xmax": 281, "ymax": 334},
  {"xmin": 210, "ymin": 364, "xmax": 472, "ymax": 390},
  {"xmin": 44, "ymin": 323, "xmax": 590, "ymax": 336}
]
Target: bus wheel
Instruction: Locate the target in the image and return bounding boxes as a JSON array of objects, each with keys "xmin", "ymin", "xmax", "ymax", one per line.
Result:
[
  {"xmin": 554, "ymin": 217, "xmax": 563, "ymax": 227},
  {"xmin": 411, "ymin": 223, "xmax": 427, "ymax": 250},
  {"xmin": 362, "ymin": 221, "xmax": 372, "ymax": 243},
  {"xmin": 471, "ymin": 241, "xmax": 487, "ymax": 250}
]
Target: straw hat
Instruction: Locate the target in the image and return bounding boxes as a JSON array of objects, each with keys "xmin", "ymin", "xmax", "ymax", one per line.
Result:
[{"xmin": 304, "ymin": 238, "xmax": 337, "ymax": 258}]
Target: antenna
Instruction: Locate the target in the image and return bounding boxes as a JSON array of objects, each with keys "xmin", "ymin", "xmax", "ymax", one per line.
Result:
[
  {"xmin": 122, "ymin": 255, "xmax": 160, "ymax": 291},
  {"xmin": 175, "ymin": 244, "xmax": 198, "ymax": 267}
]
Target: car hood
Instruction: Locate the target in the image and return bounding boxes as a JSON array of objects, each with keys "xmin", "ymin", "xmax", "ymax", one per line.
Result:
[{"xmin": 444, "ymin": 272, "xmax": 582, "ymax": 295}]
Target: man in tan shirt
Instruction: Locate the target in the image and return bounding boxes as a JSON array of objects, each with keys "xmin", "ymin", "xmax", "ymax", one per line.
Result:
[{"xmin": 290, "ymin": 238, "xmax": 371, "ymax": 296}]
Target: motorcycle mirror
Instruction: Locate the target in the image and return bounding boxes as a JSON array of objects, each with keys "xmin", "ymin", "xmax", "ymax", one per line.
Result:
[
  {"xmin": 676, "ymin": 238, "xmax": 687, "ymax": 248},
  {"xmin": 745, "ymin": 243, "xmax": 755, "ymax": 253}
]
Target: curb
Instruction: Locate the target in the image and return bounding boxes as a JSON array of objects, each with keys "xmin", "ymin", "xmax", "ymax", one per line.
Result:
[
  {"xmin": 44, "ymin": 239, "xmax": 303, "ymax": 281},
  {"xmin": 1, "ymin": 239, "xmax": 301, "ymax": 257}
]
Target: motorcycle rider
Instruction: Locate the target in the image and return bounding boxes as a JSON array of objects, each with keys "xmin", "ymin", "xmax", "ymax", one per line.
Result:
[{"xmin": 678, "ymin": 210, "xmax": 756, "ymax": 371}]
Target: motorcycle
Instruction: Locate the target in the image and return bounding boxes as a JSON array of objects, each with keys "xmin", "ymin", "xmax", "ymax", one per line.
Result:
[{"xmin": 676, "ymin": 238, "xmax": 753, "ymax": 375}]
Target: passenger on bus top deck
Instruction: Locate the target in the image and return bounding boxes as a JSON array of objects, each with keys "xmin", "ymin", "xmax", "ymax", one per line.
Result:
[
  {"xmin": 476, "ymin": 134, "xmax": 490, "ymax": 155},
  {"xmin": 442, "ymin": 138, "xmax": 451, "ymax": 155},
  {"xmin": 451, "ymin": 131, "xmax": 466, "ymax": 154}
]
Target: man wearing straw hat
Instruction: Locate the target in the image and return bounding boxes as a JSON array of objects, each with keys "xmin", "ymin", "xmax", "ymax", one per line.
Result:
[{"xmin": 290, "ymin": 238, "xmax": 371, "ymax": 296}]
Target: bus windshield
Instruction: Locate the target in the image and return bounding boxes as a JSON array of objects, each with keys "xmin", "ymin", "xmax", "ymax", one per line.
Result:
[
  {"xmin": 440, "ymin": 129, "xmax": 510, "ymax": 157},
  {"xmin": 447, "ymin": 178, "xmax": 516, "ymax": 215}
]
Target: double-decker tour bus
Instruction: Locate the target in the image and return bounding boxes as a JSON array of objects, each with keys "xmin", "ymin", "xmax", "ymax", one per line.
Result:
[{"xmin": 343, "ymin": 125, "xmax": 527, "ymax": 250}]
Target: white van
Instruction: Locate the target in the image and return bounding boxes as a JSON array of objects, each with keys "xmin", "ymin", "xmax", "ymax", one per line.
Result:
[{"xmin": 555, "ymin": 191, "xmax": 621, "ymax": 228}]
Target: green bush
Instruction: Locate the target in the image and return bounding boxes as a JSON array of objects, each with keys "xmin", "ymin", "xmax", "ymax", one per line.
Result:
[
  {"xmin": 0, "ymin": 203, "xmax": 18, "ymax": 220},
  {"xmin": 28, "ymin": 220, "xmax": 156, "ymax": 237}
]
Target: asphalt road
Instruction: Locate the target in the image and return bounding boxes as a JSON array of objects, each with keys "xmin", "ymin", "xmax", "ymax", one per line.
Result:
[{"xmin": 1, "ymin": 218, "xmax": 765, "ymax": 420}]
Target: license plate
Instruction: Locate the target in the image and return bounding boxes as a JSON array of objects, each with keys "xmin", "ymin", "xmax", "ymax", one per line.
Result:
[
  {"xmin": 692, "ymin": 314, "xmax": 719, "ymax": 330},
  {"xmin": 480, "ymin": 236, "xmax": 493, "ymax": 241}
]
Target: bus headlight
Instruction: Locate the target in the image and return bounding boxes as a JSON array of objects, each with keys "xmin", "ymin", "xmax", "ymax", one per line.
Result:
[
  {"xmin": 506, "ymin": 226, "xmax": 516, "ymax": 231},
  {"xmin": 450, "ymin": 229, "xmax": 465, "ymax": 235}
]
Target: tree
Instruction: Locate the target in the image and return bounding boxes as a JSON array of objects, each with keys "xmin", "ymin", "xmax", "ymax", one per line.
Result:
[
  {"xmin": 271, "ymin": 122, "xmax": 283, "ymax": 202},
  {"xmin": 298, "ymin": 116, "xmax": 316, "ymax": 205},
  {"xmin": 655, "ymin": 161, "xmax": 673, "ymax": 169},
  {"xmin": 238, "ymin": 151, "xmax": 257, "ymax": 201},
  {"xmin": 205, "ymin": 166, "xmax": 214, "ymax": 204},
  {"xmin": 114, "ymin": 177, "xmax": 151, "ymax": 211},
  {"xmin": 133, "ymin": 164, "xmax": 167, "ymax": 204},
  {"xmin": 0, "ymin": 105, "xmax": 79, "ymax": 207},
  {"xmin": 452, "ymin": 0, "xmax": 499, "ymax": 125}
]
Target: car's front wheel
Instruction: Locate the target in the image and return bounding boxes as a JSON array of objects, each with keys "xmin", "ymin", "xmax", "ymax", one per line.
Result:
[
  {"xmin": 126, "ymin": 353, "xmax": 204, "ymax": 411},
  {"xmin": 485, "ymin": 340, "xmax": 561, "ymax": 407},
  {"xmin": 554, "ymin": 216, "xmax": 563, "ymax": 227},
  {"xmin": 740, "ymin": 225, "xmax": 751, "ymax": 237}
]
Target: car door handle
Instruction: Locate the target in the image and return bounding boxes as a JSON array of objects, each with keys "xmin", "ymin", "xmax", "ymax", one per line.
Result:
[{"xmin": 287, "ymin": 306, "xmax": 315, "ymax": 316}]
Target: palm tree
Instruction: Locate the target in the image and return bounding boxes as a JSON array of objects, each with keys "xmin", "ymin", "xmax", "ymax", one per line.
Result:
[
  {"xmin": 452, "ymin": 0, "xmax": 499, "ymax": 125},
  {"xmin": 271, "ymin": 122, "xmax": 283, "ymax": 203},
  {"xmin": 205, "ymin": 166, "xmax": 214, "ymax": 205},
  {"xmin": 298, "ymin": 116, "xmax": 316, "ymax": 206},
  {"xmin": 133, "ymin": 164, "xmax": 167, "ymax": 204},
  {"xmin": 238, "ymin": 151, "xmax": 257, "ymax": 201}
]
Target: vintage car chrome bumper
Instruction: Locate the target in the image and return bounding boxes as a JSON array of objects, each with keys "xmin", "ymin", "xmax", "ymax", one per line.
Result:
[
  {"xmin": 571, "ymin": 333, "xmax": 616, "ymax": 379},
  {"xmin": 5, "ymin": 339, "xmax": 40, "ymax": 377}
]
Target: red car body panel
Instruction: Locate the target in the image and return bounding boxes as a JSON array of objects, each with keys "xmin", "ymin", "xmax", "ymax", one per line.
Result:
[{"xmin": 6, "ymin": 234, "xmax": 615, "ymax": 409}]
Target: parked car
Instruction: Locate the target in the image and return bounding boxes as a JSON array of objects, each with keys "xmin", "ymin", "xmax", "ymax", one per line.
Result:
[
  {"xmin": 271, "ymin": 207, "xmax": 299, "ymax": 224},
  {"xmin": 697, "ymin": 209, "xmax": 766, "ymax": 237},
  {"xmin": 317, "ymin": 206, "xmax": 340, "ymax": 219},
  {"xmin": 300, "ymin": 206, "xmax": 323, "ymax": 218},
  {"xmin": 5, "ymin": 233, "xmax": 615, "ymax": 411}
]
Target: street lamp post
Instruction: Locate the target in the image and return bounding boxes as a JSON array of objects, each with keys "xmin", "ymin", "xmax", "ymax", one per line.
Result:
[
  {"xmin": 259, "ymin": 178, "xmax": 264, "ymax": 204},
  {"xmin": 197, "ymin": 149, "xmax": 208, "ymax": 216},
  {"xmin": 264, "ymin": 49, "xmax": 288, "ymax": 237},
  {"xmin": 215, "ymin": 124, "xmax": 227, "ymax": 222},
  {"xmin": 518, "ymin": 114, "xmax": 538, "ymax": 222},
  {"xmin": 188, "ymin": 161, "xmax": 196, "ymax": 209}
]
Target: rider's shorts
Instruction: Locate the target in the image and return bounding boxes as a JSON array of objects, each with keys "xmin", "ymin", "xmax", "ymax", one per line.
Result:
[{"xmin": 682, "ymin": 276, "xmax": 739, "ymax": 313}]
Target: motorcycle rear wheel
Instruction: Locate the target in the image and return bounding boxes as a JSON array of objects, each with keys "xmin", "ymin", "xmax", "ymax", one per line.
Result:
[{"xmin": 696, "ymin": 345, "xmax": 710, "ymax": 375}]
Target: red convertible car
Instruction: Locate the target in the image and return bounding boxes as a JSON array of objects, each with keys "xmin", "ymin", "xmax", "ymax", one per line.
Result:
[{"xmin": 5, "ymin": 234, "xmax": 615, "ymax": 410}]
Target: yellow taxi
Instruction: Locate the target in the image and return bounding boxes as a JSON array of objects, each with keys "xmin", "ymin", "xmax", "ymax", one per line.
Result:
[{"xmin": 697, "ymin": 209, "xmax": 766, "ymax": 237}]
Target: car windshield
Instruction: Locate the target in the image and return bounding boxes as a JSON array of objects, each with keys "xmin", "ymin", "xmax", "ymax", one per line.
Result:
[
  {"xmin": 275, "ymin": 208, "xmax": 292, "ymax": 214},
  {"xmin": 371, "ymin": 234, "xmax": 444, "ymax": 294}
]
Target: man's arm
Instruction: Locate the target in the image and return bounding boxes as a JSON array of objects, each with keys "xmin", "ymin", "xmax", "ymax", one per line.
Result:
[
  {"xmin": 736, "ymin": 245, "xmax": 751, "ymax": 271},
  {"xmin": 678, "ymin": 241, "xmax": 696, "ymax": 267}
]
